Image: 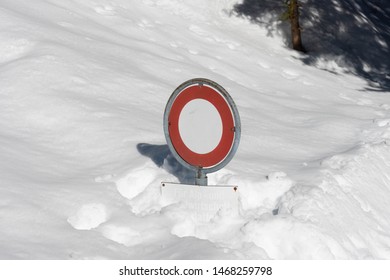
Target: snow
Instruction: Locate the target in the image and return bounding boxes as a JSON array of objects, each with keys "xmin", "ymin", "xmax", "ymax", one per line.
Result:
[
  {"xmin": 67, "ymin": 203, "xmax": 109, "ymax": 230},
  {"xmin": 0, "ymin": 0, "xmax": 390, "ymax": 259}
]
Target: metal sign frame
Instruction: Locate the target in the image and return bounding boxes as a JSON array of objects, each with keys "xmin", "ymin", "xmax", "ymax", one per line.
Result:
[{"xmin": 163, "ymin": 78, "xmax": 241, "ymax": 185}]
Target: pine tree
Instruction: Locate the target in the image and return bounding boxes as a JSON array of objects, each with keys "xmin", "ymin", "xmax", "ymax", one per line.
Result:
[
  {"xmin": 283, "ymin": 0, "xmax": 305, "ymax": 52},
  {"xmin": 234, "ymin": 0, "xmax": 306, "ymax": 52}
]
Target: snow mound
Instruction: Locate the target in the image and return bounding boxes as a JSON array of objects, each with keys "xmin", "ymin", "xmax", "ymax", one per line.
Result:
[
  {"xmin": 67, "ymin": 203, "xmax": 109, "ymax": 230},
  {"xmin": 115, "ymin": 163, "xmax": 160, "ymax": 201},
  {"xmin": 275, "ymin": 141, "xmax": 390, "ymax": 259}
]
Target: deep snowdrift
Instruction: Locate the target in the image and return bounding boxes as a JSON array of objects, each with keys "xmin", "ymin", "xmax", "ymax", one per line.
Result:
[{"xmin": 1, "ymin": 0, "xmax": 390, "ymax": 259}]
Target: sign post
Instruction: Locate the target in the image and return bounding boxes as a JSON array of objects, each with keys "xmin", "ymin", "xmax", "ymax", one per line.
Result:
[
  {"xmin": 161, "ymin": 78, "xmax": 241, "ymax": 222},
  {"xmin": 163, "ymin": 78, "xmax": 241, "ymax": 185}
]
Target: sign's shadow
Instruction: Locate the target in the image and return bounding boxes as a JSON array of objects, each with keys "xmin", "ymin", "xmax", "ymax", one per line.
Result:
[{"xmin": 136, "ymin": 143, "xmax": 195, "ymax": 184}]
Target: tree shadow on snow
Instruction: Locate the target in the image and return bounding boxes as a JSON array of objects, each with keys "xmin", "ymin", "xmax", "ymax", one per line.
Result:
[
  {"xmin": 136, "ymin": 143, "xmax": 195, "ymax": 184},
  {"xmin": 233, "ymin": 0, "xmax": 390, "ymax": 91}
]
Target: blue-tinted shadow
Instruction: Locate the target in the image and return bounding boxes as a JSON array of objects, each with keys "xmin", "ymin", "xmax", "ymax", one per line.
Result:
[{"xmin": 136, "ymin": 143, "xmax": 195, "ymax": 184}]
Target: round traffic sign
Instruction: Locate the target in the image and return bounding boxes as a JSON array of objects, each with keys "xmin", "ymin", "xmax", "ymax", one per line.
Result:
[{"xmin": 164, "ymin": 78, "xmax": 240, "ymax": 174}]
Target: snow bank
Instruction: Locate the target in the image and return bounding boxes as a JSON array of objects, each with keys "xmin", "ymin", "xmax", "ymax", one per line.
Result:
[{"xmin": 1, "ymin": 0, "xmax": 390, "ymax": 259}]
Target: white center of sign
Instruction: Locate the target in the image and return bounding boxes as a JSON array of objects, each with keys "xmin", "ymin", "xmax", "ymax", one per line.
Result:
[{"xmin": 178, "ymin": 98, "xmax": 223, "ymax": 154}]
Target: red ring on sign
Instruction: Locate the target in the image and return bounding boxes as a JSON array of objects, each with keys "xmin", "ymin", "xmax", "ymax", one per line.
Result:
[{"xmin": 168, "ymin": 85, "xmax": 235, "ymax": 168}]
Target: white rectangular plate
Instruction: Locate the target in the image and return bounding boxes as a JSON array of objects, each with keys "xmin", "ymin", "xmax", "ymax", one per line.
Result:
[{"xmin": 161, "ymin": 182, "xmax": 239, "ymax": 222}]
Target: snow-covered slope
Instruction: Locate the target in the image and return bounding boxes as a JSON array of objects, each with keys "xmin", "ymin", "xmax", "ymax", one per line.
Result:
[
  {"xmin": 234, "ymin": 0, "xmax": 390, "ymax": 89},
  {"xmin": 1, "ymin": 0, "xmax": 390, "ymax": 259}
]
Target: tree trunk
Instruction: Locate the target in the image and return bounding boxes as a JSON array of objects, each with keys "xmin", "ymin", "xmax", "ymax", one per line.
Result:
[{"xmin": 290, "ymin": 0, "xmax": 305, "ymax": 52}]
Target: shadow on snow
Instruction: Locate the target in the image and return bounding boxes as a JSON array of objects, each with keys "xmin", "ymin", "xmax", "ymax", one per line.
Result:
[
  {"xmin": 233, "ymin": 0, "xmax": 390, "ymax": 91},
  {"xmin": 136, "ymin": 143, "xmax": 195, "ymax": 184}
]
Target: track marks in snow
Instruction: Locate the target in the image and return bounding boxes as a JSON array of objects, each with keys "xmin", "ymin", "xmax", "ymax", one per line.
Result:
[
  {"xmin": 137, "ymin": 19, "xmax": 156, "ymax": 29},
  {"xmin": 374, "ymin": 118, "xmax": 390, "ymax": 127},
  {"xmin": 187, "ymin": 23, "xmax": 241, "ymax": 54},
  {"xmin": 0, "ymin": 35, "xmax": 35, "ymax": 64},
  {"xmin": 362, "ymin": 116, "xmax": 390, "ymax": 144},
  {"xmin": 94, "ymin": 5, "xmax": 116, "ymax": 16},
  {"xmin": 373, "ymin": 118, "xmax": 390, "ymax": 140},
  {"xmin": 281, "ymin": 68, "xmax": 300, "ymax": 80},
  {"xmin": 257, "ymin": 60, "xmax": 271, "ymax": 69}
]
